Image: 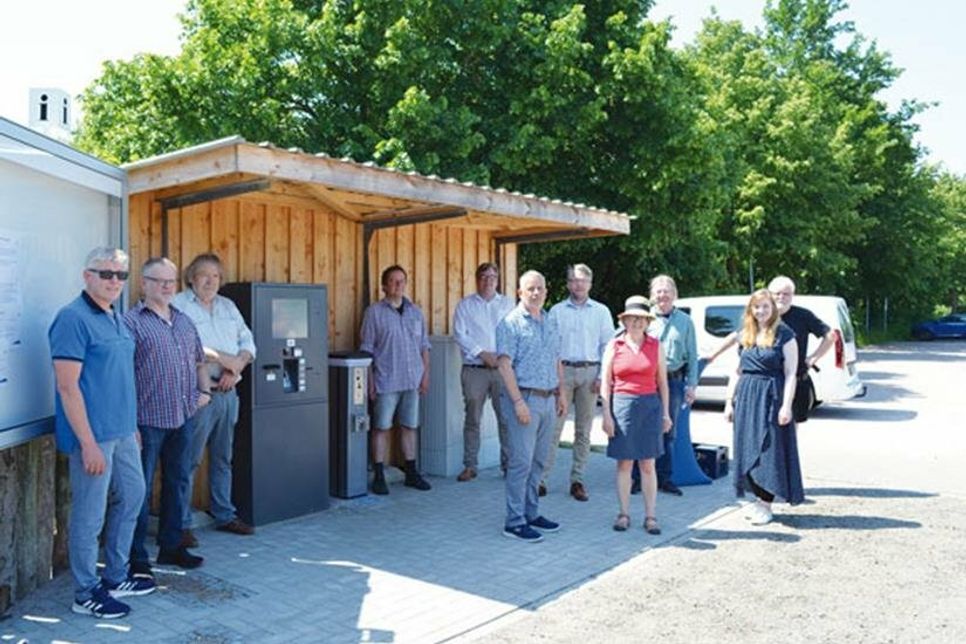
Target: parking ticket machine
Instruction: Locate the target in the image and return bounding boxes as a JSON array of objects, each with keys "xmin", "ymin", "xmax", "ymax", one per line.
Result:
[{"xmin": 220, "ymin": 282, "xmax": 329, "ymax": 526}]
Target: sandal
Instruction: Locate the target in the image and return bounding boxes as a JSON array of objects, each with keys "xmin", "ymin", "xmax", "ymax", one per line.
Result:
[
  {"xmin": 613, "ymin": 513, "xmax": 630, "ymax": 532},
  {"xmin": 644, "ymin": 517, "xmax": 661, "ymax": 535}
]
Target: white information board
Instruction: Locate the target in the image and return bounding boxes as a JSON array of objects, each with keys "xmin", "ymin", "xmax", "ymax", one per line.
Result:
[{"xmin": 0, "ymin": 120, "xmax": 124, "ymax": 448}]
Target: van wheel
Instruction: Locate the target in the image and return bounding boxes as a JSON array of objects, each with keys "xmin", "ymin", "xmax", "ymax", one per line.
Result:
[{"xmin": 912, "ymin": 329, "xmax": 934, "ymax": 341}]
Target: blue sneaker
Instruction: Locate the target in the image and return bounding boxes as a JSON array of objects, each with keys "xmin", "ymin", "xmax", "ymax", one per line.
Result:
[
  {"xmin": 103, "ymin": 575, "xmax": 157, "ymax": 598},
  {"xmin": 528, "ymin": 516, "xmax": 560, "ymax": 533},
  {"xmin": 72, "ymin": 584, "xmax": 131, "ymax": 619},
  {"xmin": 503, "ymin": 524, "xmax": 543, "ymax": 542}
]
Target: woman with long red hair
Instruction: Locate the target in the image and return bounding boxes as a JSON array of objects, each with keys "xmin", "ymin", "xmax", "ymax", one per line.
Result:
[{"xmin": 724, "ymin": 289, "xmax": 802, "ymax": 525}]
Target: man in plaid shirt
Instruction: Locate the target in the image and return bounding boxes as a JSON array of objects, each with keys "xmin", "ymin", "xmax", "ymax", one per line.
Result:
[{"xmin": 124, "ymin": 257, "xmax": 209, "ymax": 572}]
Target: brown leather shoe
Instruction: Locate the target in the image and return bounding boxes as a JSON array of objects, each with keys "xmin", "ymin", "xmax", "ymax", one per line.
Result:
[
  {"xmin": 180, "ymin": 529, "xmax": 199, "ymax": 549},
  {"xmin": 456, "ymin": 467, "xmax": 477, "ymax": 482},
  {"xmin": 215, "ymin": 519, "xmax": 255, "ymax": 535},
  {"xmin": 570, "ymin": 481, "xmax": 589, "ymax": 502}
]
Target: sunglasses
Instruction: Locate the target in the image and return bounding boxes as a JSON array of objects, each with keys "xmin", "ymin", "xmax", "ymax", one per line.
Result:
[{"xmin": 86, "ymin": 269, "xmax": 129, "ymax": 281}]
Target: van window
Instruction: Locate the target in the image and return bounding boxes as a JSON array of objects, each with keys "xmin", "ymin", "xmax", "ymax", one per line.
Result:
[
  {"xmin": 705, "ymin": 305, "xmax": 744, "ymax": 337},
  {"xmin": 837, "ymin": 304, "xmax": 856, "ymax": 343}
]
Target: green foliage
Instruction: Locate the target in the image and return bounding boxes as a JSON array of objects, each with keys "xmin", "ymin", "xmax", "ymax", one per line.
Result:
[{"xmin": 74, "ymin": 0, "xmax": 960, "ymax": 326}]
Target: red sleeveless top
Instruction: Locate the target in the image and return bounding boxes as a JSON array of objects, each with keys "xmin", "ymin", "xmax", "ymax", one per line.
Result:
[{"xmin": 611, "ymin": 335, "xmax": 659, "ymax": 395}]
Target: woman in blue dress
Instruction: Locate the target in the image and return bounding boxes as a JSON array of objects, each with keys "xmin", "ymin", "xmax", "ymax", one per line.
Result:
[{"xmin": 724, "ymin": 289, "xmax": 803, "ymax": 525}]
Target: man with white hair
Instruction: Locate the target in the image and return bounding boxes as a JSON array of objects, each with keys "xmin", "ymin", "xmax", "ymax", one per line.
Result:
[
  {"xmin": 768, "ymin": 275, "xmax": 836, "ymax": 422},
  {"xmin": 49, "ymin": 247, "xmax": 154, "ymax": 619},
  {"xmin": 631, "ymin": 274, "xmax": 698, "ymax": 496}
]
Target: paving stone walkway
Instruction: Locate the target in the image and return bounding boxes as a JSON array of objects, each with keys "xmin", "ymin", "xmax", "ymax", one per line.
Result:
[{"xmin": 3, "ymin": 421, "xmax": 737, "ymax": 643}]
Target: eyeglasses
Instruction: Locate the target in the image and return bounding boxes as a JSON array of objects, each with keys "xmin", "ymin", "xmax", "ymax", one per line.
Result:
[
  {"xmin": 144, "ymin": 276, "xmax": 178, "ymax": 287},
  {"xmin": 86, "ymin": 269, "xmax": 129, "ymax": 281}
]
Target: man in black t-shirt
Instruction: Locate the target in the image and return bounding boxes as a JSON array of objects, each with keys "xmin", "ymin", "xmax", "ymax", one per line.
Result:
[{"xmin": 768, "ymin": 276, "xmax": 836, "ymax": 421}]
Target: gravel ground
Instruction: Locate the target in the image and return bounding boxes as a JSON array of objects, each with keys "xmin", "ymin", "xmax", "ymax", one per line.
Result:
[
  {"xmin": 481, "ymin": 482, "xmax": 966, "ymax": 643},
  {"xmin": 478, "ymin": 341, "xmax": 966, "ymax": 644}
]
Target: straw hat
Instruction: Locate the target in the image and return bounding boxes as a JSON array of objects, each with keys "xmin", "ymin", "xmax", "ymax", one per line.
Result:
[{"xmin": 618, "ymin": 295, "xmax": 656, "ymax": 319}]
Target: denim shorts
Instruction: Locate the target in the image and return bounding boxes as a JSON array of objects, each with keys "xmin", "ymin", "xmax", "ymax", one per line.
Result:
[{"xmin": 373, "ymin": 389, "xmax": 420, "ymax": 430}]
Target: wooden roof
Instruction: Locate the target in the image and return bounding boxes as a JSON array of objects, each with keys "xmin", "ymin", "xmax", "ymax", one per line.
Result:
[{"xmin": 124, "ymin": 137, "xmax": 631, "ymax": 242}]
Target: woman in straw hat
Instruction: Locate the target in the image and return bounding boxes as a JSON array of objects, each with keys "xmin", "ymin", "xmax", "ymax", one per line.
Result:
[{"xmin": 600, "ymin": 296, "xmax": 672, "ymax": 534}]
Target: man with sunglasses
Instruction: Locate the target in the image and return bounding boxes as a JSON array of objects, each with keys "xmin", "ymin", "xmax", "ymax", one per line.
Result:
[
  {"xmin": 124, "ymin": 257, "xmax": 208, "ymax": 573},
  {"xmin": 49, "ymin": 247, "xmax": 153, "ymax": 619}
]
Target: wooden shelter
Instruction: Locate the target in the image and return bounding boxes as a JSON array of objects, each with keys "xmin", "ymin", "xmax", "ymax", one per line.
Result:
[{"xmin": 124, "ymin": 136, "xmax": 631, "ymax": 346}]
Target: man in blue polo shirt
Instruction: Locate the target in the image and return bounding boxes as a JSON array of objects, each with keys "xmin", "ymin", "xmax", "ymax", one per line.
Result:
[{"xmin": 49, "ymin": 247, "xmax": 154, "ymax": 620}]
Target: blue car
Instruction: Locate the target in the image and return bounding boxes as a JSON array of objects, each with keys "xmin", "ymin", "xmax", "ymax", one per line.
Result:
[{"xmin": 911, "ymin": 313, "xmax": 966, "ymax": 340}]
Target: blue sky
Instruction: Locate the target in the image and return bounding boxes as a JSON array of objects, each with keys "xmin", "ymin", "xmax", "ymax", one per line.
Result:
[{"xmin": 2, "ymin": 1, "xmax": 962, "ymax": 175}]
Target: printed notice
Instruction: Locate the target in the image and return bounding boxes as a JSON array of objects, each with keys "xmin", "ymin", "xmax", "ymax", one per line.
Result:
[{"xmin": 0, "ymin": 232, "xmax": 24, "ymax": 386}]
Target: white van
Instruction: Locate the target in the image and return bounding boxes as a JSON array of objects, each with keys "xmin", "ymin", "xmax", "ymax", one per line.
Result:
[{"xmin": 675, "ymin": 295, "xmax": 866, "ymax": 408}]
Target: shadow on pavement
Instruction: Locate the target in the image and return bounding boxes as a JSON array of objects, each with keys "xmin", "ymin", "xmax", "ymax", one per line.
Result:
[
  {"xmin": 773, "ymin": 514, "xmax": 921, "ymax": 530},
  {"xmin": 675, "ymin": 529, "xmax": 802, "ymax": 550},
  {"xmin": 806, "ymin": 487, "xmax": 937, "ymax": 499},
  {"xmin": 809, "ymin": 406, "xmax": 916, "ymax": 422}
]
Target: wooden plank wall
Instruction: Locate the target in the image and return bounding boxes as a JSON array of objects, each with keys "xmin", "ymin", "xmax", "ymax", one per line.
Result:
[
  {"xmin": 129, "ymin": 192, "xmax": 365, "ymax": 350},
  {"xmin": 130, "ymin": 192, "xmax": 518, "ymax": 342},
  {"xmin": 367, "ymin": 224, "xmax": 517, "ymax": 330}
]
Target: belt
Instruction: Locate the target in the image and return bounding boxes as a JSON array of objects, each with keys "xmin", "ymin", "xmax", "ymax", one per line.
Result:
[
  {"xmin": 463, "ymin": 364, "xmax": 496, "ymax": 370},
  {"xmin": 562, "ymin": 360, "xmax": 599, "ymax": 368},
  {"xmin": 668, "ymin": 366, "xmax": 687, "ymax": 380},
  {"xmin": 519, "ymin": 387, "xmax": 557, "ymax": 398}
]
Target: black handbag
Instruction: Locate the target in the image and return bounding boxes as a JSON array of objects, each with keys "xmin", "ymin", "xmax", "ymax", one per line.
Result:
[{"xmin": 792, "ymin": 371, "xmax": 814, "ymax": 423}]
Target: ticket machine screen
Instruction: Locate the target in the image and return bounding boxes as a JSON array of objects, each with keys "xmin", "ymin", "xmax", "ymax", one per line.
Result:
[{"xmin": 272, "ymin": 298, "xmax": 308, "ymax": 339}]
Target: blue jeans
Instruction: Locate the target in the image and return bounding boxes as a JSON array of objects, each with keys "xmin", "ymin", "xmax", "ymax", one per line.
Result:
[
  {"xmin": 183, "ymin": 390, "xmax": 240, "ymax": 527},
  {"xmin": 68, "ymin": 433, "xmax": 145, "ymax": 601},
  {"xmin": 503, "ymin": 391, "xmax": 556, "ymax": 528},
  {"xmin": 634, "ymin": 377, "xmax": 686, "ymax": 487},
  {"xmin": 132, "ymin": 422, "xmax": 192, "ymax": 563}
]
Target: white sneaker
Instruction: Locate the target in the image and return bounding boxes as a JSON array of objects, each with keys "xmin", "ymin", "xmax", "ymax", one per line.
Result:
[{"xmin": 748, "ymin": 502, "xmax": 773, "ymax": 525}]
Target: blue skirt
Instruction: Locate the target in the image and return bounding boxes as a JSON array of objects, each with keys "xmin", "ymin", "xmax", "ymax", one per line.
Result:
[{"xmin": 607, "ymin": 393, "xmax": 664, "ymax": 461}]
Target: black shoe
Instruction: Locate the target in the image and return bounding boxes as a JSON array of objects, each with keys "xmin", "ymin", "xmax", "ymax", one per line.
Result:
[
  {"xmin": 372, "ymin": 477, "xmax": 389, "ymax": 495},
  {"xmin": 130, "ymin": 559, "xmax": 153, "ymax": 578},
  {"xmin": 404, "ymin": 472, "xmax": 432, "ymax": 491},
  {"xmin": 630, "ymin": 479, "xmax": 641, "ymax": 495},
  {"xmin": 157, "ymin": 547, "xmax": 204, "ymax": 569},
  {"xmin": 538, "ymin": 483, "xmax": 547, "ymax": 497},
  {"xmin": 659, "ymin": 481, "xmax": 684, "ymax": 496}
]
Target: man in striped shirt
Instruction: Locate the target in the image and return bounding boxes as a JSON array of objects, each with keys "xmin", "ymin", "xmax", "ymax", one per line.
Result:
[{"xmin": 124, "ymin": 257, "xmax": 209, "ymax": 572}]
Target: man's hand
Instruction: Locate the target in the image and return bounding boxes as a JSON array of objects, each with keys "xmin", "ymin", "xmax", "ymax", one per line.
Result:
[
  {"xmin": 419, "ymin": 372, "xmax": 430, "ymax": 396},
  {"xmin": 479, "ymin": 351, "xmax": 499, "ymax": 369},
  {"xmin": 217, "ymin": 370, "xmax": 240, "ymax": 391},
  {"xmin": 662, "ymin": 415, "xmax": 673, "ymax": 434},
  {"xmin": 80, "ymin": 442, "xmax": 107, "ymax": 476},
  {"xmin": 556, "ymin": 393, "xmax": 568, "ymax": 418},
  {"xmin": 592, "ymin": 378, "xmax": 601, "ymax": 395},
  {"xmin": 684, "ymin": 386, "xmax": 696, "ymax": 405},
  {"xmin": 724, "ymin": 401, "xmax": 734, "ymax": 423},
  {"xmin": 197, "ymin": 392, "xmax": 212, "ymax": 409},
  {"xmin": 514, "ymin": 399, "xmax": 531, "ymax": 425},
  {"xmin": 221, "ymin": 354, "xmax": 248, "ymax": 374}
]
